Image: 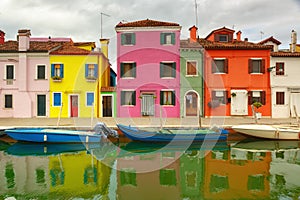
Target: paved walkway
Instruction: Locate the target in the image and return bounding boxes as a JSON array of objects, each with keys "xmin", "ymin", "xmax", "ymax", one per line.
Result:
[{"xmin": 0, "ymin": 116, "xmax": 298, "ymax": 129}]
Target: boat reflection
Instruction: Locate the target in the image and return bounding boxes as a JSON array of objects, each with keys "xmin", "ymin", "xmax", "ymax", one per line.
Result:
[{"xmin": 0, "ymin": 140, "xmax": 299, "ymax": 199}]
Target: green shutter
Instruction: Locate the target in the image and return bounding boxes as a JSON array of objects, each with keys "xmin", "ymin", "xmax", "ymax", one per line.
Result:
[
  {"xmin": 121, "ymin": 91, "xmax": 125, "ymax": 105},
  {"xmin": 160, "ymin": 33, "xmax": 165, "ymax": 45},
  {"xmin": 120, "ymin": 63, "xmax": 124, "ymax": 77},
  {"xmin": 132, "ymin": 33, "xmax": 136, "ymax": 45},
  {"xmin": 172, "ymin": 62, "xmax": 176, "ymax": 78},
  {"xmin": 121, "ymin": 34, "xmax": 125, "ymax": 45},
  {"xmin": 160, "ymin": 91, "xmax": 164, "ymax": 105},
  {"xmin": 133, "ymin": 63, "xmax": 136, "ymax": 78},
  {"xmin": 171, "ymin": 91, "xmax": 176, "ymax": 106},
  {"xmin": 171, "ymin": 33, "xmax": 175, "ymax": 45},
  {"xmin": 132, "ymin": 91, "xmax": 136, "ymax": 105},
  {"xmin": 160, "ymin": 63, "xmax": 163, "ymax": 78}
]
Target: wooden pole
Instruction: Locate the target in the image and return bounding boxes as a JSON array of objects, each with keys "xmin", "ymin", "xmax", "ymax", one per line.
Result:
[
  {"xmin": 293, "ymin": 105, "xmax": 299, "ymax": 126},
  {"xmin": 57, "ymin": 103, "xmax": 63, "ymax": 127},
  {"xmin": 251, "ymin": 104, "xmax": 258, "ymax": 124}
]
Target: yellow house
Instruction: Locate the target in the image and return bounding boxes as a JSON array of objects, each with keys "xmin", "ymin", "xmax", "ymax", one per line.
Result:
[{"xmin": 49, "ymin": 41, "xmax": 108, "ymax": 118}]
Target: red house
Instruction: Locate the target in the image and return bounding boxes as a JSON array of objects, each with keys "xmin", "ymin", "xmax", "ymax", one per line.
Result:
[{"xmin": 199, "ymin": 27, "xmax": 272, "ymax": 117}]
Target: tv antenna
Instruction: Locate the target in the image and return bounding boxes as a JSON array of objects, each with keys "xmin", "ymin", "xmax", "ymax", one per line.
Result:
[
  {"xmin": 194, "ymin": 0, "xmax": 199, "ymax": 28},
  {"xmin": 101, "ymin": 12, "xmax": 110, "ymax": 38},
  {"xmin": 260, "ymin": 31, "xmax": 264, "ymax": 40}
]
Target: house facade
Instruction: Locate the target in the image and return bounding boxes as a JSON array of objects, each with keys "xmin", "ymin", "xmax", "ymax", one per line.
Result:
[
  {"xmin": 199, "ymin": 27, "xmax": 272, "ymax": 117},
  {"xmin": 49, "ymin": 41, "xmax": 108, "ymax": 118},
  {"xmin": 0, "ymin": 29, "xmax": 61, "ymax": 117},
  {"xmin": 260, "ymin": 31, "xmax": 300, "ymax": 118},
  {"xmin": 180, "ymin": 26, "xmax": 204, "ymax": 117},
  {"xmin": 115, "ymin": 19, "xmax": 181, "ymax": 118}
]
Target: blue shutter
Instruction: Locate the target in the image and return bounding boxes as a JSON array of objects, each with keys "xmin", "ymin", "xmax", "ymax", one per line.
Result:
[
  {"xmin": 94, "ymin": 64, "xmax": 98, "ymax": 78},
  {"xmin": 60, "ymin": 64, "xmax": 64, "ymax": 78},
  {"xmin": 85, "ymin": 64, "xmax": 89, "ymax": 78},
  {"xmin": 53, "ymin": 93, "xmax": 61, "ymax": 106},
  {"xmin": 51, "ymin": 64, "xmax": 55, "ymax": 77},
  {"xmin": 87, "ymin": 93, "xmax": 94, "ymax": 106}
]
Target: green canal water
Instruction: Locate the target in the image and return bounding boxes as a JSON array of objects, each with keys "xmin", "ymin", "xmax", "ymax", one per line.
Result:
[{"xmin": 0, "ymin": 139, "xmax": 300, "ymax": 200}]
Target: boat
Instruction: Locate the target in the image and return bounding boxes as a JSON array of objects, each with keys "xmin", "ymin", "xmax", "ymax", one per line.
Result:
[
  {"xmin": 231, "ymin": 138, "xmax": 300, "ymax": 152},
  {"xmin": 232, "ymin": 124, "xmax": 300, "ymax": 140},
  {"xmin": 117, "ymin": 124, "xmax": 228, "ymax": 142},
  {"xmin": 5, "ymin": 122, "xmax": 118, "ymax": 143}
]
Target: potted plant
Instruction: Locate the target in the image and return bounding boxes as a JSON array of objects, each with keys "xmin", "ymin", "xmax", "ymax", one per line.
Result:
[
  {"xmin": 231, "ymin": 92, "xmax": 236, "ymax": 97},
  {"xmin": 252, "ymin": 101, "xmax": 263, "ymax": 119}
]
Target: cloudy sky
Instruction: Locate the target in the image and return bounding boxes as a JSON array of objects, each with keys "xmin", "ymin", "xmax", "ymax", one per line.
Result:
[{"xmin": 1, "ymin": 0, "xmax": 300, "ymax": 65}]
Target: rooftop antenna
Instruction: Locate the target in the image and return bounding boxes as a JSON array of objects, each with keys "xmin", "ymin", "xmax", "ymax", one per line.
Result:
[
  {"xmin": 194, "ymin": 0, "xmax": 199, "ymax": 28},
  {"xmin": 260, "ymin": 31, "xmax": 264, "ymax": 40},
  {"xmin": 101, "ymin": 12, "xmax": 110, "ymax": 38}
]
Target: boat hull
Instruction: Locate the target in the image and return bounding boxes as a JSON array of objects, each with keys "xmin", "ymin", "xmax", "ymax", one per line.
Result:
[
  {"xmin": 5, "ymin": 128, "xmax": 102, "ymax": 143},
  {"xmin": 232, "ymin": 125, "xmax": 300, "ymax": 140},
  {"xmin": 117, "ymin": 124, "xmax": 228, "ymax": 142}
]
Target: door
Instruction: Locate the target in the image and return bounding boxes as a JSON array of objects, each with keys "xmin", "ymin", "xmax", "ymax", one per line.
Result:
[
  {"xmin": 290, "ymin": 93, "xmax": 300, "ymax": 117},
  {"xmin": 102, "ymin": 96, "xmax": 112, "ymax": 117},
  {"xmin": 230, "ymin": 90, "xmax": 248, "ymax": 115},
  {"xmin": 37, "ymin": 95, "xmax": 46, "ymax": 116},
  {"xmin": 70, "ymin": 95, "xmax": 78, "ymax": 117},
  {"xmin": 141, "ymin": 94, "xmax": 155, "ymax": 116},
  {"xmin": 185, "ymin": 92, "xmax": 198, "ymax": 116}
]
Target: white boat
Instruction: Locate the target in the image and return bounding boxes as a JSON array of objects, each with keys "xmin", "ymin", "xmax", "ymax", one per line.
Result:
[{"xmin": 231, "ymin": 124, "xmax": 300, "ymax": 140}]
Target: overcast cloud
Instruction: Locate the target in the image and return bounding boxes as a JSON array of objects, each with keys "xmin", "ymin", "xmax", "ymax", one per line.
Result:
[{"xmin": 1, "ymin": 0, "xmax": 300, "ymax": 66}]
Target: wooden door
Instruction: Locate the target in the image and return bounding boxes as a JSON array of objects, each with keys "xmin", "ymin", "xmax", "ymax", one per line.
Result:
[
  {"xmin": 37, "ymin": 95, "xmax": 46, "ymax": 116},
  {"xmin": 102, "ymin": 96, "xmax": 112, "ymax": 117},
  {"xmin": 70, "ymin": 95, "xmax": 78, "ymax": 117},
  {"xmin": 185, "ymin": 92, "xmax": 198, "ymax": 116}
]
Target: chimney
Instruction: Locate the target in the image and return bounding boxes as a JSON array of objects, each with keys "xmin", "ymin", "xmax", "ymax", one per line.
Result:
[
  {"xmin": 189, "ymin": 25, "xmax": 198, "ymax": 42},
  {"xmin": 291, "ymin": 30, "xmax": 297, "ymax": 53},
  {"xmin": 236, "ymin": 31, "xmax": 242, "ymax": 41},
  {"xmin": 244, "ymin": 38, "xmax": 248, "ymax": 42},
  {"xmin": 18, "ymin": 29, "xmax": 31, "ymax": 51},
  {"xmin": 0, "ymin": 30, "xmax": 5, "ymax": 44},
  {"xmin": 100, "ymin": 38, "xmax": 110, "ymax": 58}
]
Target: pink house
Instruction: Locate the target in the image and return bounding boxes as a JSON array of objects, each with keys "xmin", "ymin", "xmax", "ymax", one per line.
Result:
[
  {"xmin": 115, "ymin": 19, "xmax": 181, "ymax": 118},
  {"xmin": 0, "ymin": 29, "xmax": 62, "ymax": 117}
]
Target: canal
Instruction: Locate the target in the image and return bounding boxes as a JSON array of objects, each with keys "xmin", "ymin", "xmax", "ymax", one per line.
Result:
[{"xmin": 0, "ymin": 138, "xmax": 300, "ymax": 200}]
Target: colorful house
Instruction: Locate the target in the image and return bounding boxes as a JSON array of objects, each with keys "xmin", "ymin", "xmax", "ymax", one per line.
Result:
[
  {"xmin": 199, "ymin": 27, "xmax": 272, "ymax": 117},
  {"xmin": 49, "ymin": 40, "xmax": 109, "ymax": 118},
  {"xmin": 180, "ymin": 26, "xmax": 204, "ymax": 117},
  {"xmin": 115, "ymin": 19, "xmax": 181, "ymax": 118},
  {"xmin": 260, "ymin": 31, "xmax": 300, "ymax": 118},
  {"xmin": 0, "ymin": 29, "xmax": 62, "ymax": 117}
]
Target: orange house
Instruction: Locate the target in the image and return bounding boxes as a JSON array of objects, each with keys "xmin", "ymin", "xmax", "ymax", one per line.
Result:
[{"xmin": 199, "ymin": 27, "xmax": 272, "ymax": 117}]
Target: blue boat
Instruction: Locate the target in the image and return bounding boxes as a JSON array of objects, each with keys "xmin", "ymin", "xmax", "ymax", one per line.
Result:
[
  {"xmin": 5, "ymin": 123, "xmax": 118, "ymax": 143},
  {"xmin": 117, "ymin": 124, "xmax": 228, "ymax": 142}
]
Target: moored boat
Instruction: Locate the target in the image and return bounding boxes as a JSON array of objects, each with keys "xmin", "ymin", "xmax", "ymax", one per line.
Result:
[
  {"xmin": 117, "ymin": 124, "xmax": 228, "ymax": 142},
  {"xmin": 5, "ymin": 122, "xmax": 118, "ymax": 143},
  {"xmin": 232, "ymin": 124, "xmax": 300, "ymax": 140}
]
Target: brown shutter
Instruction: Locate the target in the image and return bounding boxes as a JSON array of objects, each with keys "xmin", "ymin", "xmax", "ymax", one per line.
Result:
[
  {"xmin": 224, "ymin": 91, "xmax": 228, "ymax": 104},
  {"xmin": 214, "ymin": 34, "xmax": 220, "ymax": 42},
  {"xmin": 211, "ymin": 60, "xmax": 216, "ymax": 73},
  {"xmin": 261, "ymin": 59, "xmax": 265, "ymax": 74},
  {"xmin": 212, "ymin": 91, "xmax": 216, "ymax": 100},
  {"xmin": 261, "ymin": 91, "xmax": 266, "ymax": 105},
  {"xmin": 224, "ymin": 59, "xmax": 228, "ymax": 73},
  {"xmin": 248, "ymin": 91, "xmax": 253, "ymax": 105},
  {"xmin": 248, "ymin": 59, "xmax": 253, "ymax": 74}
]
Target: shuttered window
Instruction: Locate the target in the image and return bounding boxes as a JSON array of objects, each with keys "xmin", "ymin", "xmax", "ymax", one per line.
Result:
[
  {"xmin": 86, "ymin": 92, "xmax": 94, "ymax": 106},
  {"xmin": 186, "ymin": 61, "xmax": 197, "ymax": 76},
  {"xmin": 160, "ymin": 90, "xmax": 175, "ymax": 106},
  {"xmin": 120, "ymin": 62, "xmax": 136, "ymax": 78},
  {"xmin": 37, "ymin": 65, "xmax": 46, "ymax": 79},
  {"xmin": 51, "ymin": 64, "xmax": 64, "ymax": 79},
  {"xmin": 276, "ymin": 92, "xmax": 285, "ymax": 105},
  {"xmin": 248, "ymin": 59, "xmax": 265, "ymax": 74},
  {"xmin": 276, "ymin": 62, "xmax": 285, "ymax": 75},
  {"xmin": 160, "ymin": 33, "xmax": 175, "ymax": 45},
  {"xmin": 248, "ymin": 91, "xmax": 266, "ymax": 105},
  {"xmin": 85, "ymin": 64, "xmax": 98, "ymax": 79},
  {"xmin": 121, "ymin": 33, "xmax": 136, "ymax": 45},
  {"xmin": 121, "ymin": 91, "xmax": 136, "ymax": 106},
  {"xmin": 6, "ymin": 65, "xmax": 14, "ymax": 79},
  {"xmin": 212, "ymin": 90, "xmax": 228, "ymax": 104},
  {"xmin": 160, "ymin": 62, "xmax": 176, "ymax": 78},
  {"xmin": 212, "ymin": 59, "xmax": 228, "ymax": 73},
  {"xmin": 53, "ymin": 93, "xmax": 62, "ymax": 106}
]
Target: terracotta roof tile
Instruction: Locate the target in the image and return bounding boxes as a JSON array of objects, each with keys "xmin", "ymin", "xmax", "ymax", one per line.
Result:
[
  {"xmin": 0, "ymin": 40, "xmax": 63, "ymax": 53},
  {"xmin": 271, "ymin": 51, "xmax": 300, "ymax": 57},
  {"xmin": 258, "ymin": 36, "xmax": 281, "ymax": 45},
  {"xmin": 115, "ymin": 19, "xmax": 180, "ymax": 28},
  {"xmin": 205, "ymin": 27, "xmax": 235, "ymax": 40},
  {"xmin": 50, "ymin": 42, "xmax": 91, "ymax": 55}
]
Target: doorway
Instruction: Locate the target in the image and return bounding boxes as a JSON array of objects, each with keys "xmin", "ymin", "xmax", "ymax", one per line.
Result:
[
  {"xmin": 70, "ymin": 95, "xmax": 78, "ymax": 117},
  {"xmin": 185, "ymin": 91, "xmax": 198, "ymax": 116},
  {"xmin": 102, "ymin": 95, "xmax": 113, "ymax": 117},
  {"xmin": 230, "ymin": 90, "xmax": 248, "ymax": 115},
  {"xmin": 141, "ymin": 94, "xmax": 155, "ymax": 116},
  {"xmin": 37, "ymin": 95, "xmax": 46, "ymax": 116}
]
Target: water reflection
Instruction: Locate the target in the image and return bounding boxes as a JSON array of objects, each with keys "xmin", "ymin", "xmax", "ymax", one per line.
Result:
[{"xmin": 0, "ymin": 139, "xmax": 299, "ymax": 199}]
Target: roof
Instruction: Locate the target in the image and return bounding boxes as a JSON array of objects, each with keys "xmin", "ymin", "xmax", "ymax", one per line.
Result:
[
  {"xmin": 205, "ymin": 27, "xmax": 235, "ymax": 40},
  {"xmin": 30, "ymin": 37, "xmax": 73, "ymax": 42},
  {"xmin": 198, "ymin": 38, "xmax": 272, "ymax": 50},
  {"xmin": 258, "ymin": 36, "xmax": 282, "ymax": 45},
  {"xmin": 50, "ymin": 42, "xmax": 92, "ymax": 55},
  {"xmin": 180, "ymin": 39, "xmax": 203, "ymax": 49},
  {"xmin": 0, "ymin": 40, "xmax": 63, "ymax": 53},
  {"xmin": 115, "ymin": 19, "xmax": 180, "ymax": 28},
  {"xmin": 271, "ymin": 51, "xmax": 300, "ymax": 57}
]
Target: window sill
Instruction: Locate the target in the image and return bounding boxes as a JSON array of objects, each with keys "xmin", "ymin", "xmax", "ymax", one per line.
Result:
[
  {"xmin": 86, "ymin": 78, "xmax": 97, "ymax": 82},
  {"xmin": 121, "ymin": 105, "xmax": 135, "ymax": 107},
  {"xmin": 161, "ymin": 105, "xmax": 175, "ymax": 107},
  {"xmin": 161, "ymin": 44, "xmax": 175, "ymax": 46},
  {"xmin": 186, "ymin": 75, "xmax": 199, "ymax": 77},
  {"xmin": 250, "ymin": 73, "xmax": 263, "ymax": 75},
  {"xmin": 273, "ymin": 74, "xmax": 287, "ymax": 77},
  {"xmin": 121, "ymin": 77, "xmax": 136, "ymax": 79},
  {"xmin": 52, "ymin": 79, "xmax": 62, "ymax": 82},
  {"xmin": 161, "ymin": 77, "xmax": 175, "ymax": 79},
  {"xmin": 35, "ymin": 78, "xmax": 48, "ymax": 81},
  {"xmin": 121, "ymin": 44, "xmax": 135, "ymax": 46}
]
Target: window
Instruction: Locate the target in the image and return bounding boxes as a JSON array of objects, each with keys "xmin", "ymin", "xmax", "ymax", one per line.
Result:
[
  {"xmin": 4, "ymin": 94, "xmax": 13, "ymax": 108},
  {"xmin": 6, "ymin": 65, "xmax": 14, "ymax": 79},
  {"xmin": 248, "ymin": 175, "xmax": 265, "ymax": 191},
  {"xmin": 248, "ymin": 91, "xmax": 266, "ymax": 105},
  {"xmin": 120, "ymin": 62, "xmax": 136, "ymax": 78},
  {"xmin": 276, "ymin": 92, "xmax": 285, "ymax": 105},
  {"xmin": 53, "ymin": 93, "xmax": 62, "ymax": 106},
  {"xmin": 210, "ymin": 174, "xmax": 229, "ymax": 193},
  {"xmin": 219, "ymin": 35, "xmax": 228, "ymax": 42},
  {"xmin": 212, "ymin": 59, "xmax": 228, "ymax": 73},
  {"xmin": 120, "ymin": 169, "xmax": 136, "ymax": 186},
  {"xmin": 160, "ymin": 169, "xmax": 177, "ymax": 186},
  {"xmin": 85, "ymin": 64, "xmax": 98, "ymax": 79},
  {"xmin": 248, "ymin": 59, "xmax": 265, "ymax": 74},
  {"xmin": 37, "ymin": 65, "xmax": 46, "ymax": 79},
  {"xmin": 160, "ymin": 90, "xmax": 175, "ymax": 106},
  {"xmin": 121, "ymin": 91, "xmax": 136, "ymax": 106},
  {"xmin": 51, "ymin": 64, "xmax": 64, "ymax": 79},
  {"xmin": 160, "ymin": 62, "xmax": 176, "ymax": 78},
  {"xmin": 214, "ymin": 34, "xmax": 232, "ymax": 42},
  {"xmin": 212, "ymin": 91, "xmax": 228, "ymax": 104},
  {"xmin": 276, "ymin": 62, "xmax": 285, "ymax": 75},
  {"xmin": 86, "ymin": 92, "xmax": 94, "ymax": 106},
  {"xmin": 186, "ymin": 61, "xmax": 197, "ymax": 76},
  {"xmin": 121, "ymin": 33, "xmax": 136, "ymax": 45},
  {"xmin": 160, "ymin": 33, "xmax": 175, "ymax": 45}
]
